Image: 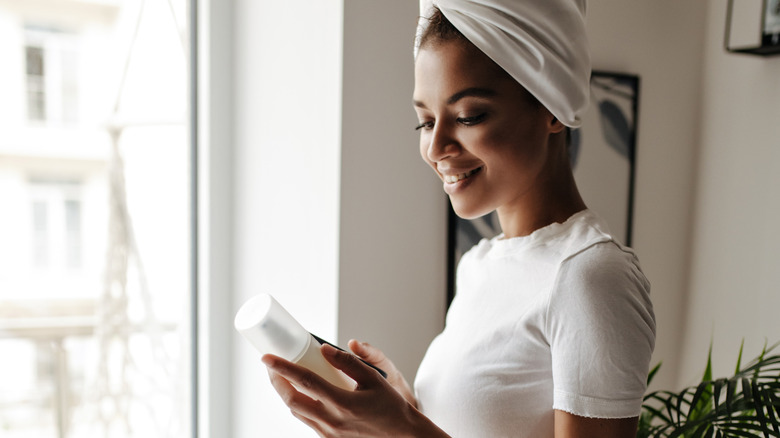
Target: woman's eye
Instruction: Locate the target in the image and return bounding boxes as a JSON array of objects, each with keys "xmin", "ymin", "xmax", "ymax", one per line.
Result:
[
  {"xmin": 415, "ymin": 121, "xmax": 434, "ymax": 131},
  {"xmin": 457, "ymin": 113, "xmax": 487, "ymax": 126}
]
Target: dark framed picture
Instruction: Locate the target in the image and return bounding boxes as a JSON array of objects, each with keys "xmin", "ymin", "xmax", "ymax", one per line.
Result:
[
  {"xmin": 446, "ymin": 71, "xmax": 640, "ymax": 307},
  {"xmin": 763, "ymin": 0, "xmax": 780, "ymax": 46}
]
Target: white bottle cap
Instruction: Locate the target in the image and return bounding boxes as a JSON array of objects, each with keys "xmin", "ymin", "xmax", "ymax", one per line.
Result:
[{"xmin": 234, "ymin": 294, "xmax": 310, "ymax": 362}]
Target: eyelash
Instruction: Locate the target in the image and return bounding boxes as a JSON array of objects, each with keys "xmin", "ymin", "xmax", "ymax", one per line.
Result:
[
  {"xmin": 414, "ymin": 113, "xmax": 487, "ymax": 131},
  {"xmin": 458, "ymin": 113, "xmax": 487, "ymax": 126},
  {"xmin": 415, "ymin": 121, "xmax": 433, "ymax": 131}
]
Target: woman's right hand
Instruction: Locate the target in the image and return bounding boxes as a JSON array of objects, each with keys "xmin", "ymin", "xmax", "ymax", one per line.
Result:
[{"xmin": 348, "ymin": 339, "xmax": 418, "ymax": 408}]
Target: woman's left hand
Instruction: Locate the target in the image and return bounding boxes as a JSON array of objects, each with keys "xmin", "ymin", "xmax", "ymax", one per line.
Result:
[{"xmin": 262, "ymin": 343, "xmax": 448, "ymax": 438}]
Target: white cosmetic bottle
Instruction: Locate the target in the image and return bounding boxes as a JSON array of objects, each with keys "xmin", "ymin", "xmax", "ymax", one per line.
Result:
[{"xmin": 234, "ymin": 293, "xmax": 356, "ymax": 391}]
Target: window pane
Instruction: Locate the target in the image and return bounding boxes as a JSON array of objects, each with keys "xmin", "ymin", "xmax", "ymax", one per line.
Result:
[
  {"xmin": 65, "ymin": 199, "xmax": 81, "ymax": 268},
  {"xmin": 26, "ymin": 46, "xmax": 46, "ymax": 121},
  {"xmin": 61, "ymin": 49, "xmax": 79, "ymax": 123},
  {"xmin": 32, "ymin": 200, "xmax": 49, "ymax": 267},
  {"xmin": 25, "ymin": 45, "xmax": 44, "ymax": 75},
  {"xmin": 1, "ymin": 1, "xmax": 193, "ymax": 437}
]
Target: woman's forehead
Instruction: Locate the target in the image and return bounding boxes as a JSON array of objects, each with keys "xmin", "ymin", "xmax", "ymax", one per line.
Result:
[{"xmin": 414, "ymin": 41, "xmax": 515, "ymax": 99}]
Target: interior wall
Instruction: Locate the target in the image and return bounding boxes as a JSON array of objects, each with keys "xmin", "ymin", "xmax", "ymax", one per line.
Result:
[
  {"xmin": 585, "ymin": 0, "xmax": 708, "ymax": 391},
  {"xmin": 231, "ymin": 0, "xmax": 343, "ymax": 436},
  {"xmin": 678, "ymin": 0, "xmax": 780, "ymax": 387},
  {"xmin": 338, "ymin": 0, "xmax": 446, "ymax": 382}
]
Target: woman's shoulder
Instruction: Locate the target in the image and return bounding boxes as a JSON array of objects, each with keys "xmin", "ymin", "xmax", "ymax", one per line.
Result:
[{"xmin": 552, "ymin": 210, "xmax": 651, "ymax": 300}]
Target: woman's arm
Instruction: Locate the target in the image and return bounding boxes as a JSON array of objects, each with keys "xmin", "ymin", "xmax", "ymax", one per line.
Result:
[
  {"xmin": 262, "ymin": 343, "xmax": 450, "ymax": 438},
  {"xmin": 554, "ymin": 410, "xmax": 638, "ymax": 438}
]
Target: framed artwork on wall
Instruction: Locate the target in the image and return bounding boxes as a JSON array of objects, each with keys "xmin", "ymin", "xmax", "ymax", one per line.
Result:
[
  {"xmin": 764, "ymin": 0, "xmax": 780, "ymax": 45},
  {"xmin": 445, "ymin": 71, "xmax": 640, "ymax": 307},
  {"xmin": 725, "ymin": 0, "xmax": 780, "ymax": 55}
]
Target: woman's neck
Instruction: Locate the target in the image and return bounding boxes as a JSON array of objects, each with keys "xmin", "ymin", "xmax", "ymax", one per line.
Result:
[{"xmin": 496, "ymin": 145, "xmax": 586, "ymax": 238}]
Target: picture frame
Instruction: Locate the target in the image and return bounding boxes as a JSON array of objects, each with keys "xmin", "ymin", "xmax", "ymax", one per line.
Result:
[
  {"xmin": 445, "ymin": 71, "xmax": 640, "ymax": 307},
  {"xmin": 763, "ymin": 0, "xmax": 780, "ymax": 46},
  {"xmin": 725, "ymin": 0, "xmax": 780, "ymax": 55}
]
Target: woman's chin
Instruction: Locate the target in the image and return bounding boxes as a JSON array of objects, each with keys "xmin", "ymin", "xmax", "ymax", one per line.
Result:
[{"xmin": 450, "ymin": 201, "xmax": 494, "ymax": 221}]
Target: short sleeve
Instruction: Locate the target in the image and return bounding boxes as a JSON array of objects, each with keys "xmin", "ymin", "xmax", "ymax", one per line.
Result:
[{"xmin": 546, "ymin": 242, "xmax": 656, "ymax": 418}]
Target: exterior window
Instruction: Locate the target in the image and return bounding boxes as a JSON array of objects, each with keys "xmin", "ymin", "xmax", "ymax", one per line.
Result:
[
  {"xmin": 28, "ymin": 180, "xmax": 83, "ymax": 271},
  {"xmin": 24, "ymin": 27, "xmax": 80, "ymax": 125},
  {"xmin": 25, "ymin": 45, "xmax": 46, "ymax": 121},
  {"xmin": 1, "ymin": 1, "xmax": 193, "ymax": 437}
]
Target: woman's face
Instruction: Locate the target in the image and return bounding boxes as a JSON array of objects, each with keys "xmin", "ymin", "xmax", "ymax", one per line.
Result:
[{"xmin": 413, "ymin": 39, "xmax": 563, "ymax": 220}]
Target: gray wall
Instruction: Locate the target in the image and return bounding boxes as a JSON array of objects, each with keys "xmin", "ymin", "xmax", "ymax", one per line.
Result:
[
  {"xmin": 338, "ymin": 0, "xmax": 446, "ymax": 384},
  {"xmin": 679, "ymin": 0, "xmax": 780, "ymax": 386},
  {"xmin": 586, "ymin": 0, "xmax": 708, "ymax": 391}
]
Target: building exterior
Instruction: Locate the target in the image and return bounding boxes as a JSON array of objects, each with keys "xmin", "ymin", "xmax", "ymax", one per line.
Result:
[{"xmin": 0, "ymin": 1, "xmax": 191, "ymax": 437}]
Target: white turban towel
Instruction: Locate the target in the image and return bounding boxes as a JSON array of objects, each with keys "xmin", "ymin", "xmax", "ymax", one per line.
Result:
[{"xmin": 415, "ymin": 0, "xmax": 591, "ymax": 128}]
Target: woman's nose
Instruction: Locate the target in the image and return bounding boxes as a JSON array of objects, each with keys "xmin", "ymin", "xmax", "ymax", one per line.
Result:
[{"xmin": 426, "ymin": 123, "xmax": 459, "ymax": 162}]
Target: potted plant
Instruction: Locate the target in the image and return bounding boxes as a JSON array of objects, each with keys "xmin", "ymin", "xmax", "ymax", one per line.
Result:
[{"xmin": 638, "ymin": 341, "xmax": 780, "ymax": 437}]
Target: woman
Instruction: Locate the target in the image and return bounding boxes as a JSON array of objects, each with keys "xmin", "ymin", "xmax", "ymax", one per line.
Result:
[{"xmin": 262, "ymin": 1, "xmax": 655, "ymax": 436}]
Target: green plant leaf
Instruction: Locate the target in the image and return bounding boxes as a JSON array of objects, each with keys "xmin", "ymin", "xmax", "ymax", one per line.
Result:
[
  {"xmin": 688, "ymin": 344, "xmax": 715, "ymax": 423},
  {"xmin": 735, "ymin": 339, "xmax": 745, "ymax": 376},
  {"xmin": 648, "ymin": 362, "xmax": 663, "ymax": 386},
  {"xmin": 639, "ymin": 341, "xmax": 780, "ymax": 438}
]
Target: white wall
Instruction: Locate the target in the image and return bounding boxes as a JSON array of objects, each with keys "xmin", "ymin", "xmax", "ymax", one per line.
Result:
[
  {"xmin": 228, "ymin": 0, "xmax": 443, "ymax": 437},
  {"xmin": 585, "ymin": 0, "xmax": 708, "ymax": 391},
  {"xmin": 678, "ymin": 0, "xmax": 780, "ymax": 387},
  {"xmin": 231, "ymin": 0, "xmax": 343, "ymax": 435}
]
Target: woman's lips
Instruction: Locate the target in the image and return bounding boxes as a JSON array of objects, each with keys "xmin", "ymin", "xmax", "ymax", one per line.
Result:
[
  {"xmin": 441, "ymin": 166, "xmax": 483, "ymax": 195},
  {"xmin": 442, "ymin": 166, "xmax": 482, "ymax": 183}
]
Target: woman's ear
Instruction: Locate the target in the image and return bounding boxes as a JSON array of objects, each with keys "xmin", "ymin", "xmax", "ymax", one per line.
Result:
[{"xmin": 549, "ymin": 116, "xmax": 566, "ymax": 134}]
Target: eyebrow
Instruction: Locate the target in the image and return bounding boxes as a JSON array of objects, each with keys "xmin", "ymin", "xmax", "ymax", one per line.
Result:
[{"xmin": 413, "ymin": 87, "xmax": 497, "ymax": 109}]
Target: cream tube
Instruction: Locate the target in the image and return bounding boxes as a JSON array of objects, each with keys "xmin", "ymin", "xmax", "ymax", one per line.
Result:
[{"xmin": 234, "ymin": 293, "xmax": 356, "ymax": 391}]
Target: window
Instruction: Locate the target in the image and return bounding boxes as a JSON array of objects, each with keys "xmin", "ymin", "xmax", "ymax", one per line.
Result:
[
  {"xmin": 24, "ymin": 26, "xmax": 80, "ymax": 125},
  {"xmin": 28, "ymin": 179, "xmax": 84, "ymax": 270},
  {"xmin": 25, "ymin": 45, "xmax": 46, "ymax": 121},
  {"xmin": 0, "ymin": 1, "xmax": 193, "ymax": 437}
]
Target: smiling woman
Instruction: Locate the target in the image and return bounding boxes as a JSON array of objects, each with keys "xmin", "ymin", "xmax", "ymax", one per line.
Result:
[
  {"xmin": 258, "ymin": 1, "xmax": 655, "ymax": 437},
  {"xmin": 413, "ymin": 39, "xmax": 571, "ymax": 230},
  {"xmin": 409, "ymin": 6, "xmax": 653, "ymax": 437}
]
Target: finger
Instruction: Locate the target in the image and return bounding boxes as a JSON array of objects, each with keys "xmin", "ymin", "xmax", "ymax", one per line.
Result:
[
  {"xmin": 321, "ymin": 343, "xmax": 382, "ymax": 388},
  {"xmin": 348, "ymin": 339, "xmax": 392, "ymax": 370},
  {"xmin": 348, "ymin": 340, "xmax": 417, "ymax": 406},
  {"xmin": 263, "ymin": 354, "xmax": 336, "ymax": 402},
  {"xmin": 266, "ymin": 368, "xmax": 324, "ymax": 415}
]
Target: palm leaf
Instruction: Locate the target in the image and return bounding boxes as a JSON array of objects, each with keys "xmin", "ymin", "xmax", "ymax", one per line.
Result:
[{"xmin": 638, "ymin": 342, "xmax": 780, "ymax": 437}]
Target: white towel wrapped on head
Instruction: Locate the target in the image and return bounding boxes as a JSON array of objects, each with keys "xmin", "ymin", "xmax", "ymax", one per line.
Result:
[{"xmin": 415, "ymin": 0, "xmax": 591, "ymax": 128}]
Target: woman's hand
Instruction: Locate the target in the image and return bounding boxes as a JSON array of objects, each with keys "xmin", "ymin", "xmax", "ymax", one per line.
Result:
[
  {"xmin": 262, "ymin": 343, "xmax": 448, "ymax": 438},
  {"xmin": 347, "ymin": 339, "xmax": 418, "ymax": 408}
]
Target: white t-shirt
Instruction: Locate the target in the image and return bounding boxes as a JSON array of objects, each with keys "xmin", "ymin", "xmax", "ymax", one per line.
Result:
[{"xmin": 414, "ymin": 210, "xmax": 656, "ymax": 437}]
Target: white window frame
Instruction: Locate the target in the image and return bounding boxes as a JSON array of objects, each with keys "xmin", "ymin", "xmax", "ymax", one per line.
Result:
[{"xmin": 194, "ymin": 0, "xmax": 234, "ymax": 436}]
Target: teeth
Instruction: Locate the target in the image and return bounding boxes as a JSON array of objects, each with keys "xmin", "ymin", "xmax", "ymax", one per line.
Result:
[{"xmin": 444, "ymin": 167, "xmax": 481, "ymax": 183}]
